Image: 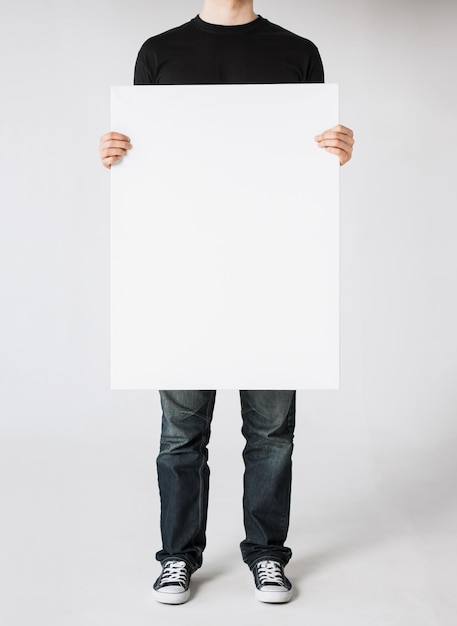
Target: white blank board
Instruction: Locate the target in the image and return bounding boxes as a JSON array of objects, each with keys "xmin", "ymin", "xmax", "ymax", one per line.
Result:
[{"xmin": 111, "ymin": 84, "xmax": 339, "ymax": 390}]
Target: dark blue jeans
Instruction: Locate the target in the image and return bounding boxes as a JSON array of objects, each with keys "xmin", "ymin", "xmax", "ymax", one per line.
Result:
[{"xmin": 155, "ymin": 390, "xmax": 296, "ymax": 572}]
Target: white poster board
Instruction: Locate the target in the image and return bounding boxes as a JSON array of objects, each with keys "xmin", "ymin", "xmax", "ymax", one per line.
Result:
[{"xmin": 111, "ymin": 84, "xmax": 339, "ymax": 389}]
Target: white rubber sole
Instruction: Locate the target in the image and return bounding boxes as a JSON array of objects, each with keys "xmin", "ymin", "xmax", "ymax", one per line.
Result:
[
  {"xmin": 255, "ymin": 588, "xmax": 293, "ymax": 603},
  {"xmin": 152, "ymin": 588, "xmax": 190, "ymax": 605}
]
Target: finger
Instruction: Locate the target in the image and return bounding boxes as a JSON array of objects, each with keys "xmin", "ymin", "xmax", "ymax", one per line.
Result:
[
  {"xmin": 102, "ymin": 155, "xmax": 122, "ymax": 168},
  {"xmin": 323, "ymin": 146, "xmax": 352, "ymax": 166},
  {"xmin": 315, "ymin": 125, "xmax": 354, "ymax": 141},
  {"xmin": 315, "ymin": 132, "xmax": 355, "ymax": 147},
  {"xmin": 330, "ymin": 124, "xmax": 353, "ymax": 137},
  {"xmin": 315, "ymin": 136, "xmax": 353, "ymax": 164},
  {"xmin": 318, "ymin": 125, "xmax": 353, "ymax": 137},
  {"xmin": 100, "ymin": 131, "xmax": 131, "ymax": 143},
  {"xmin": 100, "ymin": 139, "xmax": 132, "ymax": 149},
  {"xmin": 316, "ymin": 138, "xmax": 353, "ymax": 153},
  {"xmin": 99, "ymin": 141, "xmax": 132, "ymax": 154},
  {"xmin": 99, "ymin": 147, "xmax": 129, "ymax": 158}
]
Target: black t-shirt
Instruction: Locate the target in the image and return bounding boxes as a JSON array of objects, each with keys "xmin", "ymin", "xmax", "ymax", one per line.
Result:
[{"xmin": 134, "ymin": 14, "xmax": 324, "ymax": 85}]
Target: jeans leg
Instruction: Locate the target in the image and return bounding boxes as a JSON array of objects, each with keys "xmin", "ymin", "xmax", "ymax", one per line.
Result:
[
  {"xmin": 239, "ymin": 390, "xmax": 296, "ymax": 569},
  {"xmin": 155, "ymin": 390, "xmax": 216, "ymax": 573}
]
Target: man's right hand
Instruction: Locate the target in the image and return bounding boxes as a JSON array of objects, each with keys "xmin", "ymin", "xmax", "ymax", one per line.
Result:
[{"xmin": 99, "ymin": 132, "xmax": 132, "ymax": 169}]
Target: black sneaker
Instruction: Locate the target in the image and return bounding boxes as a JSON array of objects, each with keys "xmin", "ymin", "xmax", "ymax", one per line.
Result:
[
  {"xmin": 152, "ymin": 559, "xmax": 191, "ymax": 604},
  {"xmin": 252, "ymin": 559, "xmax": 293, "ymax": 603}
]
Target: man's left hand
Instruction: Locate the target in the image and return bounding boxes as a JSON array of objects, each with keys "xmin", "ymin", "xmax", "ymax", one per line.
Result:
[{"xmin": 314, "ymin": 124, "xmax": 354, "ymax": 166}]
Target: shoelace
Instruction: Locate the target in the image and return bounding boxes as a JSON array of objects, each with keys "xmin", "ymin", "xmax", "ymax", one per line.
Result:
[
  {"xmin": 256, "ymin": 560, "xmax": 286, "ymax": 586},
  {"xmin": 160, "ymin": 560, "xmax": 188, "ymax": 585}
]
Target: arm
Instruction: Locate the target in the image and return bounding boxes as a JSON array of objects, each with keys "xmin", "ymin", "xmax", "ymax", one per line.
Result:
[
  {"xmin": 305, "ymin": 45, "xmax": 355, "ymax": 166},
  {"xmin": 99, "ymin": 43, "xmax": 153, "ymax": 169}
]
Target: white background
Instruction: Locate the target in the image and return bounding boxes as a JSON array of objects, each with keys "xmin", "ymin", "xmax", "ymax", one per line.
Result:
[{"xmin": 1, "ymin": 1, "xmax": 457, "ymax": 625}]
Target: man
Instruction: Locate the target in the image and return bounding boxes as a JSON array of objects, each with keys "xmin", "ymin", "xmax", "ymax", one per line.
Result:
[{"xmin": 99, "ymin": 0, "xmax": 354, "ymax": 605}]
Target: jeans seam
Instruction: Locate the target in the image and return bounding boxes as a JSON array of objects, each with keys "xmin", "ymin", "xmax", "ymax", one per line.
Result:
[
  {"xmin": 195, "ymin": 392, "xmax": 214, "ymax": 557},
  {"xmin": 197, "ymin": 421, "xmax": 208, "ymax": 549}
]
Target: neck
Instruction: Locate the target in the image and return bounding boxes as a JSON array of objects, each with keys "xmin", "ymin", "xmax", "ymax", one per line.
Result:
[{"xmin": 199, "ymin": 0, "xmax": 257, "ymax": 26}]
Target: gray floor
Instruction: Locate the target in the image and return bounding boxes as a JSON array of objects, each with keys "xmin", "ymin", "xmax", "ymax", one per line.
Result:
[{"xmin": 1, "ymin": 397, "xmax": 456, "ymax": 626}]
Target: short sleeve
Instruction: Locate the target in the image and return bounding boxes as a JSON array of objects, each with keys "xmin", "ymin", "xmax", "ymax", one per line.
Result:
[
  {"xmin": 306, "ymin": 45, "xmax": 325, "ymax": 83},
  {"xmin": 133, "ymin": 42, "xmax": 156, "ymax": 85}
]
